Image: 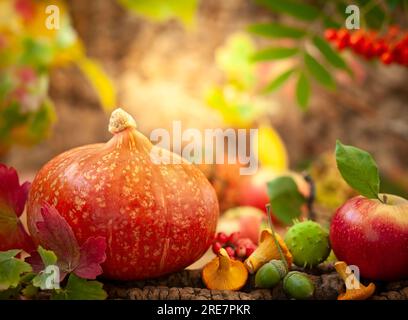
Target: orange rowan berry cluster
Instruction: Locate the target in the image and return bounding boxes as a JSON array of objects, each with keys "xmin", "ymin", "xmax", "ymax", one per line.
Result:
[{"xmin": 324, "ymin": 27, "xmax": 408, "ymax": 66}]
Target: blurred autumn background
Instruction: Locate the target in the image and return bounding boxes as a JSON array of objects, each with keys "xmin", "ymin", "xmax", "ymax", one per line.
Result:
[{"xmin": 1, "ymin": 0, "xmax": 408, "ymax": 227}]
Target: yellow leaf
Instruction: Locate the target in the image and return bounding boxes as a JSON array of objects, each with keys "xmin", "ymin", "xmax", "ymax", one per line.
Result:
[
  {"xmin": 52, "ymin": 40, "xmax": 83, "ymax": 66},
  {"xmin": 256, "ymin": 125, "xmax": 288, "ymax": 172},
  {"xmin": 76, "ymin": 56, "xmax": 116, "ymax": 111}
]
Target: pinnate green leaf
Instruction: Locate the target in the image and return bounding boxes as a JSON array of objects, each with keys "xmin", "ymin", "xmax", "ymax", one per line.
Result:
[
  {"xmin": 312, "ymin": 36, "xmax": 348, "ymax": 71},
  {"xmin": 267, "ymin": 176, "xmax": 306, "ymax": 226},
  {"xmin": 263, "ymin": 68, "xmax": 295, "ymax": 93},
  {"xmin": 304, "ymin": 53, "xmax": 336, "ymax": 90},
  {"xmin": 296, "ymin": 72, "xmax": 310, "ymax": 110},
  {"xmin": 257, "ymin": 0, "xmax": 319, "ymax": 21},
  {"xmin": 251, "ymin": 47, "xmax": 298, "ymax": 62},
  {"xmin": 335, "ymin": 140, "xmax": 380, "ymax": 199},
  {"xmin": 248, "ymin": 23, "xmax": 306, "ymax": 39}
]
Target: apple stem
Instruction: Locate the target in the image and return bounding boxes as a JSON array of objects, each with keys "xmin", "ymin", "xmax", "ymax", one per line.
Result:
[
  {"xmin": 376, "ymin": 194, "xmax": 387, "ymax": 204},
  {"xmin": 382, "ymin": 194, "xmax": 388, "ymax": 204},
  {"xmin": 303, "ymin": 173, "xmax": 316, "ymax": 221}
]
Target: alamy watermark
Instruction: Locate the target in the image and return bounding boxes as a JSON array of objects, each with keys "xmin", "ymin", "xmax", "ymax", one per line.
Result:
[
  {"xmin": 45, "ymin": 5, "xmax": 60, "ymax": 30},
  {"xmin": 149, "ymin": 121, "xmax": 258, "ymax": 175},
  {"xmin": 345, "ymin": 5, "xmax": 360, "ymax": 30},
  {"xmin": 344, "ymin": 264, "xmax": 361, "ymax": 289}
]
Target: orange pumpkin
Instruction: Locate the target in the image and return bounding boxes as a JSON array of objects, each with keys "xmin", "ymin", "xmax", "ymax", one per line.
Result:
[{"xmin": 27, "ymin": 108, "xmax": 219, "ymax": 280}]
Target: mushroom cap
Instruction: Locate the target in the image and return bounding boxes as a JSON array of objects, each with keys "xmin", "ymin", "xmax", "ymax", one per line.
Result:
[
  {"xmin": 202, "ymin": 249, "xmax": 248, "ymax": 291},
  {"xmin": 244, "ymin": 229, "xmax": 293, "ymax": 273},
  {"xmin": 338, "ymin": 282, "xmax": 376, "ymax": 300}
]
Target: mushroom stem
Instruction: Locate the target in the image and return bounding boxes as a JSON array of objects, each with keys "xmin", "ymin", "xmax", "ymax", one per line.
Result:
[
  {"xmin": 218, "ymin": 248, "xmax": 232, "ymax": 271},
  {"xmin": 334, "ymin": 261, "xmax": 350, "ymax": 281},
  {"xmin": 109, "ymin": 108, "xmax": 137, "ymax": 134},
  {"xmin": 202, "ymin": 248, "xmax": 248, "ymax": 291},
  {"xmin": 334, "ymin": 261, "xmax": 359, "ymax": 288},
  {"xmin": 244, "ymin": 228, "xmax": 292, "ymax": 274},
  {"xmin": 334, "ymin": 261, "xmax": 376, "ymax": 300}
]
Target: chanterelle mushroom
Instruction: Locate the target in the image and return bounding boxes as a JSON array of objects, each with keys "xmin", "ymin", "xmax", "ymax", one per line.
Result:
[
  {"xmin": 335, "ymin": 261, "xmax": 376, "ymax": 300},
  {"xmin": 244, "ymin": 229, "xmax": 293, "ymax": 274},
  {"xmin": 202, "ymin": 248, "xmax": 248, "ymax": 291}
]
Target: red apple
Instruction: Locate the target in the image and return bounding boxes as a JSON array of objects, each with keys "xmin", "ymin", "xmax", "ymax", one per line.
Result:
[
  {"xmin": 330, "ymin": 194, "xmax": 408, "ymax": 281},
  {"xmin": 237, "ymin": 168, "xmax": 310, "ymax": 224},
  {"xmin": 217, "ymin": 206, "xmax": 264, "ymax": 244}
]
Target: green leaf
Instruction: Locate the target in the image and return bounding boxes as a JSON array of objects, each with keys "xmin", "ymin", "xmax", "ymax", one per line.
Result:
[
  {"xmin": 296, "ymin": 72, "xmax": 310, "ymax": 110},
  {"xmin": 38, "ymin": 246, "xmax": 58, "ymax": 267},
  {"xmin": 32, "ymin": 246, "xmax": 60, "ymax": 290},
  {"xmin": 304, "ymin": 53, "xmax": 336, "ymax": 90},
  {"xmin": 51, "ymin": 274, "xmax": 107, "ymax": 300},
  {"xmin": 267, "ymin": 176, "xmax": 306, "ymax": 226},
  {"xmin": 251, "ymin": 47, "xmax": 298, "ymax": 62},
  {"xmin": 386, "ymin": 0, "xmax": 402, "ymax": 10},
  {"xmin": 0, "ymin": 286, "xmax": 21, "ymax": 299},
  {"xmin": 322, "ymin": 17, "xmax": 341, "ymax": 29},
  {"xmin": 0, "ymin": 250, "xmax": 32, "ymax": 291},
  {"xmin": 257, "ymin": 0, "xmax": 319, "ymax": 21},
  {"xmin": 21, "ymin": 284, "xmax": 39, "ymax": 298},
  {"xmin": 335, "ymin": 140, "xmax": 380, "ymax": 199},
  {"xmin": 248, "ymin": 23, "xmax": 306, "ymax": 39},
  {"xmin": 312, "ymin": 36, "xmax": 348, "ymax": 71},
  {"xmin": 365, "ymin": 5, "xmax": 386, "ymax": 30},
  {"xmin": 263, "ymin": 68, "xmax": 295, "ymax": 93},
  {"xmin": 0, "ymin": 250, "xmax": 21, "ymax": 262}
]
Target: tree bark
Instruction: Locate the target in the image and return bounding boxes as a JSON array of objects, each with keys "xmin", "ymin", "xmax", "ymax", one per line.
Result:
[{"xmin": 103, "ymin": 266, "xmax": 408, "ymax": 300}]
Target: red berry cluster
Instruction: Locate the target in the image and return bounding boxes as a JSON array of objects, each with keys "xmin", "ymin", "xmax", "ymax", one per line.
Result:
[
  {"xmin": 212, "ymin": 232, "xmax": 257, "ymax": 260},
  {"xmin": 324, "ymin": 26, "xmax": 408, "ymax": 66}
]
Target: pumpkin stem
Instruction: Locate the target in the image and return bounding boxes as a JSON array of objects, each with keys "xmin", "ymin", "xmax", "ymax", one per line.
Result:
[{"xmin": 109, "ymin": 108, "xmax": 137, "ymax": 134}]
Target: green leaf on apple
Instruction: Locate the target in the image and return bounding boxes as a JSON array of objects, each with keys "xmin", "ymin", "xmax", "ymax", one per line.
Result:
[
  {"xmin": 51, "ymin": 274, "xmax": 107, "ymax": 300},
  {"xmin": 335, "ymin": 140, "xmax": 380, "ymax": 200},
  {"xmin": 267, "ymin": 176, "xmax": 306, "ymax": 225}
]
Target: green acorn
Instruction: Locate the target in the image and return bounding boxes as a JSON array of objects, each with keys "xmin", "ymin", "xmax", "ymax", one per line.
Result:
[
  {"xmin": 284, "ymin": 220, "xmax": 330, "ymax": 268},
  {"xmin": 283, "ymin": 271, "xmax": 314, "ymax": 300},
  {"xmin": 255, "ymin": 259, "xmax": 287, "ymax": 288}
]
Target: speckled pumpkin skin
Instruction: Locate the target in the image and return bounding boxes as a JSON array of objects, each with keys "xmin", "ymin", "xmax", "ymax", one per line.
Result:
[{"xmin": 27, "ymin": 127, "xmax": 219, "ymax": 280}]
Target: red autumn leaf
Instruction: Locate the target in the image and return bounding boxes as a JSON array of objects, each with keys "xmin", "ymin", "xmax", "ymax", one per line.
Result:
[
  {"xmin": 35, "ymin": 202, "xmax": 81, "ymax": 273},
  {"xmin": 25, "ymin": 250, "xmax": 45, "ymax": 273},
  {"xmin": 75, "ymin": 236, "xmax": 107, "ymax": 279},
  {"xmin": 32, "ymin": 202, "xmax": 106, "ymax": 280},
  {"xmin": 0, "ymin": 164, "xmax": 34, "ymax": 253}
]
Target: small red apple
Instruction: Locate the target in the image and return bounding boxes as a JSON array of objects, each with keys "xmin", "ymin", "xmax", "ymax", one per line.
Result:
[{"xmin": 330, "ymin": 194, "xmax": 408, "ymax": 281}]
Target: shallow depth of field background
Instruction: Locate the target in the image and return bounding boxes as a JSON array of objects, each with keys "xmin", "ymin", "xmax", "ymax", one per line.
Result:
[{"xmin": 2, "ymin": 0, "xmax": 408, "ymax": 208}]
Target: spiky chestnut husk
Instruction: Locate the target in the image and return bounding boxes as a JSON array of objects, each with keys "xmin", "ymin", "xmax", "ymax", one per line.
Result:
[{"xmin": 284, "ymin": 220, "xmax": 330, "ymax": 268}]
